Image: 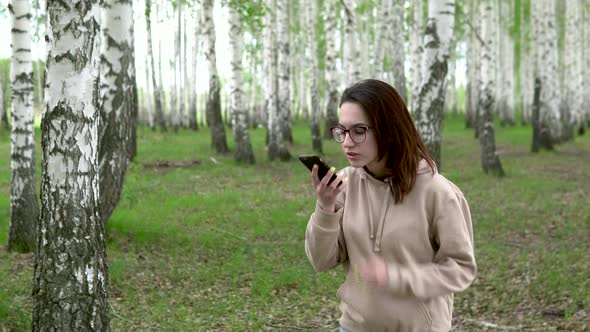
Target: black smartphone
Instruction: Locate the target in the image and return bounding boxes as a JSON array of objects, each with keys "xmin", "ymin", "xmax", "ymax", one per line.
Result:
[{"xmin": 298, "ymin": 154, "xmax": 338, "ymax": 184}]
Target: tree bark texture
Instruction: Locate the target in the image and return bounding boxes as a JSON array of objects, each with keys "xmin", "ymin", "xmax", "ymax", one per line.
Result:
[
  {"xmin": 145, "ymin": 0, "xmax": 166, "ymax": 132},
  {"xmin": 478, "ymin": 0, "xmax": 504, "ymax": 176},
  {"xmin": 305, "ymin": 0, "xmax": 322, "ymax": 152},
  {"xmin": 532, "ymin": 0, "xmax": 561, "ymax": 145},
  {"xmin": 8, "ymin": 0, "xmax": 39, "ymax": 252},
  {"xmin": 99, "ymin": 0, "xmax": 135, "ymax": 225},
  {"xmin": 389, "ymin": 0, "xmax": 407, "ymax": 103},
  {"xmin": 203, "ymin": 0, "xmax": 229, "ymax": 153},
  {"xmin": 229, "ymin": 6, "xmax": 255, "ymax": 164},
  {"xmin": 323, "ymin": 0, "xmax": 339, "ymax": 140},
  {"xmin": 409, "ymin": 0, "xmax": 424, "ymax": 110},
  {"xmin": 33, "ymin": 0, "xmax": 110, "ymax": 330},
  {"xmin": 412, "ymin": 0, "xmax": 455, "ymax": 170},
  {"xmin": 277, "ymin": 0, "xmax": 293, "ymax": 146}
]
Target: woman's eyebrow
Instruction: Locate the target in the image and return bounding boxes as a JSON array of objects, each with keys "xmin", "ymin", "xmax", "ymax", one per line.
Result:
[{"xmin": 338, "ymin": 123, "xmax": 369, "ymax": 128}]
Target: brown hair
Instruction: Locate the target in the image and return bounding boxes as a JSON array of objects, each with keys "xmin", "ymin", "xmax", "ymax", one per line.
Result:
[{"xmin": 339, "ymin": 79, "xmax": 435, "ymax": 203}]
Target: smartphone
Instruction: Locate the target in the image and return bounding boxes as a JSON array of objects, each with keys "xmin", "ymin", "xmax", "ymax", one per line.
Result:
[{"xmin": 298, "ymin": 154, "xmax": 338, "ymax": 185}]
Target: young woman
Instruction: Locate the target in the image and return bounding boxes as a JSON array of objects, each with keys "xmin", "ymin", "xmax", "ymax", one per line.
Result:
[{"xmin": 305, "ymin": 79, "xmax": 476, "ymax": 331}]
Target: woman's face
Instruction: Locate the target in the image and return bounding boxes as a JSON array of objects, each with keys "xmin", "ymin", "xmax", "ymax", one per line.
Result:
[{"xmin": 338, "ymin": 102, "xmax": 388, "ymax": 177}]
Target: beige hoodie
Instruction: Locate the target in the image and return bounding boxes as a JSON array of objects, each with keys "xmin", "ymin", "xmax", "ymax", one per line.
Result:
[{"xmin": 305, "ymin": 160, "xmax": 476, "ymax": 332}]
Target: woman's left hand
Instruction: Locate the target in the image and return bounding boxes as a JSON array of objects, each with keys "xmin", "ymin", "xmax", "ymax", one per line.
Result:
[{"xmin": 361, "ymin": 256, "xmax": 389, "ymax": 288}]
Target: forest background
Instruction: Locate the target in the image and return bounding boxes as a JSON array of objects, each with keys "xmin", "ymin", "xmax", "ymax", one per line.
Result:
[{"xmin": 0, "ymin": 0, "xmax": 589, "ymax": 331}]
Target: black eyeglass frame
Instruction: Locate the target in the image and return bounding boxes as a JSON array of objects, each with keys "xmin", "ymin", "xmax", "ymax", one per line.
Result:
[{"xmin": 329, "ymin": 125, "xmax": 372, "ymax": 143}]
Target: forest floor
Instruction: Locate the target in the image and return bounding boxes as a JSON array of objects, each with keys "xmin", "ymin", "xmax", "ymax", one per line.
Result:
[{"xmin": 1, "ymin": 114, "xmax": 589, "ymax": 331}]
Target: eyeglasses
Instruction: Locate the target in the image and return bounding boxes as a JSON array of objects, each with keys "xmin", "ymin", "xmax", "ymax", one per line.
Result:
[{"xmin": 330, "ymin": 126, "xmax": 371, "ymax": 143}]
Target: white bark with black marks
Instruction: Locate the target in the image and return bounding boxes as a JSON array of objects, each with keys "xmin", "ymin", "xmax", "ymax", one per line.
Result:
[
  {"xmin": 229, "ymin": 6, "xmax": 255, "ymax": 163},
  {"xmin": 532, "ymin": 0, "xmax": 561, "ymax": 145},
  {"xmin": 478, "ymin": 0, "xmax": 504, "ymax": 176},
  {"xmin": 203, "ymin": 0, "xmax": 228, "ymax": 153},
  {"xmin": 8, "ymin": 0, "xmax": 39, "ymax": 252},
  {"xmin": 389, "ymin": 0, "xmax": 407, "ymax": 103},
  {"xmin": 277, "ymin": 0, "xmax": 293, "ymax": 147},
  {"xmin": 412, "ymin": 0, "xmax": 455, "ymax": 169},
  {"xmin": 497, "ymin": 0, "xmax": 515, "ymax": 126},
  {"xmin": 342, "ymin": 0, "xmax": 361, "ymax": 85},
  {"xmin": 305, "ymin": 0, "xmax": 322, "ymax": 152},
  {"xmin": 324, "ymin": 0, "xmax": 339, "ymax": 140},
  {"xmin": 409, "ymin": 0, "xmax": 424, "ymax": 110},
  {"xmin": 145, "ymin": 0, "xmax": 166, "ymax": 131},
  {"xmin": 373, "ymin": 0, "xmax": 390, "ymax": 79},
  {"xmin": 33, "ymin": 0, "xmax": 109, "ymax": 330},
  {"xmin": 519, "ymin": 1, "xmax": 532, "ymax": 125},
  {"xmin": 563, "ymin": 0, "xmax": 582, "ymax": 139},
  {"xmin": 99, "ymin": 0, "xmax": 135, "ymax": 225}
]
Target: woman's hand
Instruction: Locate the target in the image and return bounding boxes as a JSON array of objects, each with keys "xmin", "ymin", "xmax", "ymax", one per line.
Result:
[
  {"xmin": 361, "ymin": 256, "xmax": 389, "ymax": 288},
  {"xmin": 311, "ymin": 165, "xmax": 347, "ymax": 212}
]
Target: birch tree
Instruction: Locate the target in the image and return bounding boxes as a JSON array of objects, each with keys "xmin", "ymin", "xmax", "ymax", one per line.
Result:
[
  {"xmin": 189, "ymin": 4, "xmax": 200, "ymax": 131},
  {"xmin": 409, "ymin": 0, "xmax": 424, "ymax": 109},
  {"xmin": 464, "ymin": 0, "xmax": 479, "ymax": 128},
  {"xmin": 305, "ymin": 0, "xmax": 321, "ymax": 152},
  {"xmin": 563, "ymin": 0, "xmax": 582, "ymax": 140},
  {"xmin": 520, "ymin": 0, "xmax": 532, "ymax": 125},
  {"xmin": 170, "ymin": 0, "xmax": 181, "ymax": 132},
  {"xmin": 372, "ymin": 0, "xmax": 390, "ymax": 79},
  {"xmin": 324, "ymin": 0, "xmax": 339, "ymax": 139},
  {"xmin": 229, "ymin": 5, "xmax": 255, "ymax": 163},
  {"xmin": 265, "ymin": 0, "xmax": 290, "ymax": 160},
  {"xmin": 277, "ymin": 0, "xmax": 292, "ymax": 145},
  {"xmin": 497, "ymin": 0, "xmax": 515, "ymax": 126},
  {"xmin": 389, "ymin": 0, "xmax": 407, "ymax": 103},
  {"xmin": 0, "ymin": 78, "xmax": 7, "ymax": 130},
  {"xmin": 342, "ymin": 0, "xmax": 361, "ymax": 85},
  {"xmin": 203, "ymin": 0, "xmax": 229, "ymax": 153},
  {"xmin": 146, "ymin": 0, "xmax": 166, "ymax": 131},
  {"xmin": 412, "ymin": 0, "xmax": 455, "ymax": 169},
  {"xmin": 531, "ymin": 0, "xmax": 561, "ymax": 149},
  {"xmin": 478, "ymin": 0, "xmax": 504, "ymax": 176},
  {"xmin": 33, "ymin": 0, "xmax": 109, "ymax": 329},
  {"xmin": 8, "ymin": 0, "xmax": 39, "ymax": 252},
  {"xmin": 99, "ymin": 0, "xmax": 135, "ymax": 224}
]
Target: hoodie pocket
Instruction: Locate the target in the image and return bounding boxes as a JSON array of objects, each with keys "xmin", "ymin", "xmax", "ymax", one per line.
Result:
[{"xmin": 338, "ymin": 277, "xmax": 433, "ymax": 330}]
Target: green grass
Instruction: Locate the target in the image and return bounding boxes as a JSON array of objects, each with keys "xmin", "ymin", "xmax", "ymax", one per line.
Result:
[{"xmin": 1, "ymin": 115, "xmax": 589, "ymax": 331}]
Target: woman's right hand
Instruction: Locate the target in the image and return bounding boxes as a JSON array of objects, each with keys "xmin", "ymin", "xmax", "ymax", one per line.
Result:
[{"xmin": 311, "ymin": 165, "xmax": 347, "ymax": 212}]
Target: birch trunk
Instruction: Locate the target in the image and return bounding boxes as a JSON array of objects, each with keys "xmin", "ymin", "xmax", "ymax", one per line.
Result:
[
  {"xmin": 229, "ymin": 6, "xmax": 255, "ymax": 163},
  {"xmin": 203, "ymin": 0, "xmax": 229, "ymax": 153},
  {"xmin": 409, "ymin": 0, "xmax": 424, "ymax": 110},
  {"xmin": 0, "ymin": 78, "xmax": 7, "ymax": 130},
  {"xmin": 277, "ymin": 0, "xmax": 292, "ymax": 146},
  {"xmin": 373, "ymin": 0, "xmax": 390, "ymax": 79},
  {"xmin": 99, "ymin": 0, "xmax": 135, "ymax": 224},
  {"xmin": 563, "ymin": 0, "xmax": 582, "ymax": 140},
  {"xmin": 532, "ymin": 0, "xmax": 561, "ymax": 148},
  {"xmin": 498, "ymin": 0, "xmax": 515, "ymax": 126},
  {"xmin": 266, "ymin": 0, "xmax": 291, "ymax": 160},
  {"xmin": 520, "ymin": 1, "xmax": 532, "ymax": 125},
  {"xmin": 324, "ymin": 0, "xmax": 339, "ymax": 139},
  {"xmin": 146, "ymin": 0, "xmax": 166, "ymax": 131},
  {"xmin": 584, "ymin": 2, "xmax": 590, "ymax": 133},
  {"xmin": 189, "ymin": 5, "xmax": 201, "ymax": 131},
  {"xmin": 170, "ymin": 0, "xmax": 180, "ymax": 132},
  {"xmin": 305, "ymin": 0, "xmax": 322, "ymax": 152},
  {"xmin": 298, "ymin": 55, "xmax": 309, "ymax": 122},
  {"xmin": 478, "ymin": 0, "xmax": 504, "ymax": 176},
  {"xmin": 389, "ymin": 0, "xmax": 407, "ymax": 103},
  {"xmin": 182, "ymin": 5, "xmax": 188, "ymax": 128},
  {"xmin": 342, "ymin": 0, "xmax": 361, "ymax": 85},
  {"xmin": 8, "ymin": 0, "xmax": 39, "ymax": 252},
  {"xmin": 33, "ymin": 0, "xmax": 109, "ymax": 329},
  {"xmin": 143, "ymin": 54, "xmax": 154, "ymax": 128},
  {"xmin": 412, "ymin": 0, "xmax": 455, "ymax": 169}
]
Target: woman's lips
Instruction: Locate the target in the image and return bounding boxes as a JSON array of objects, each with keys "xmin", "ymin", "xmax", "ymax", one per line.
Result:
[{"xmin": 346, "ymin": 152, "xmax": 359, "ymax": 159}]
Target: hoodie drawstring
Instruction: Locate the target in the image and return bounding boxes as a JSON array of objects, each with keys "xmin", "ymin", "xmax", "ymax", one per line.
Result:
[{"xmin": 361, "ymin": 171, "xmax": 391, "ymax": 253}]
